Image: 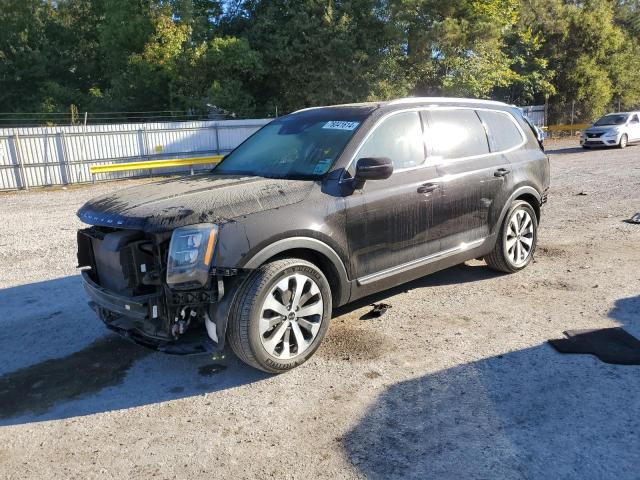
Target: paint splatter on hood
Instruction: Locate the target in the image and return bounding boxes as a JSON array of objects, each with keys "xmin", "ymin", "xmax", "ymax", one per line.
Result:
[{"xmin": 77, "ymin": 174, "xmax": 315, "ymax": 232}]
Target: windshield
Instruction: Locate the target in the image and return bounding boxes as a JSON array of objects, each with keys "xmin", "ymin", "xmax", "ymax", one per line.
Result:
[
  {"xmin": 594, "ymin": 114, "xmax": 628, "ymax": 126},
  {"xmin": 215, "ymin": 111, "xmax": 369, "ymax": 179}
]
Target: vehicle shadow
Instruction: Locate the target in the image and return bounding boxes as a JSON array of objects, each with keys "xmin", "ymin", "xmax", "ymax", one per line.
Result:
[
  {"xmin": 0, "ymin": 276, "xmax": 268, "ymax": 426},
  {"xmin": 545, "ymin": 146, "xmax": 584, "ymax": 155},
  {"xmin": 333, "ymin": 262, "xmax": 504, "ymax": 318},
  {"xmin": 0, "ymin": 263, "xmax": 499, "ymax": 426},
  {"xmin": 342, "ymin": 296, "xmax": 640, "ymax": 479}
]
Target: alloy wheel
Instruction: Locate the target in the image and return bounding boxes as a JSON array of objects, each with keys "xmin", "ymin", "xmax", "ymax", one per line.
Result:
[
  {"xmin": 259, "ymin": 273, "xmax": 324, "ymax": 359},
  {"xmin": 506, "ymin": 208, "xmax": 535, "ymax": 267}
]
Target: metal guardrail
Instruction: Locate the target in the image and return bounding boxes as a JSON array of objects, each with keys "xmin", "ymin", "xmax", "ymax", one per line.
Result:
[
  {"xmin": 0, "ymin": 119, "xmax": 270, "ymax": 191},
  {"xmin": 89, "ymin": 155, "xmax": 223, "ymax": 174},
  {"xmin": 545, "ymin": 123, "xmax": 590, "ymax": 132}
]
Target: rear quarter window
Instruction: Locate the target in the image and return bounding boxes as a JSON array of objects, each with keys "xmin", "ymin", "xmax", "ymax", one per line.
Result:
[
  {"xmin": 476, "ymin": 110, "xmax": 524, "ymax": 152},
  {"xmin": 425, "ymin": 109, "xmax": 490, "ymax": 161}
]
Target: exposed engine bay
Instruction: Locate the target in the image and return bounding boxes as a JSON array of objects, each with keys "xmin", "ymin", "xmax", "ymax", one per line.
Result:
[{"xmin": 77, "ymin": 226, "xmax": 238, "ymax": 354}]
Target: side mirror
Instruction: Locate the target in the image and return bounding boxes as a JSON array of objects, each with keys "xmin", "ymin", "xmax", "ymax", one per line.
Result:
[
  {"xmin": 353, "ymin": 157, "xmax": 393, "ymax": 189},
  {"xmin": 534, "ymin": 126, "xmax": 545, "ymax": 150}
]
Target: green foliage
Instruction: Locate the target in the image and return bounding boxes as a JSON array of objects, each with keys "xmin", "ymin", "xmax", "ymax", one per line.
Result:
[
  {"xmin": 240, "ymin": 0, "xmax": 407, "ymax": 112},
  {"xmin": 1, "ymin": 0, "xmax": 639, "ymax": 121}
]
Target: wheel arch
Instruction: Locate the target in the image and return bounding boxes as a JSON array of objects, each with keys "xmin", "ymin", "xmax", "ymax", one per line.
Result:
[
  {"xmin": 241, "ymin": 237, "xmax": 351, "ymax": 307},
  {"xmin": 515, "ymin": 192, "xmax": 541, "ymax": 222},
  {"xmin": 493, "ymin": 186, "xmax": 541, "ymax": 236}
]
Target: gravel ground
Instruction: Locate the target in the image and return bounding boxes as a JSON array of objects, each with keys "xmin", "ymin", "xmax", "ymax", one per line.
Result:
[{"xmin": 1, "ymin": 140, "xmax": 639, "ymax": 479}]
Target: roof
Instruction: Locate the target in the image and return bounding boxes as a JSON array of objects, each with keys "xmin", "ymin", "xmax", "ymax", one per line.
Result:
[
  {"xmin": 293, "ymin": 97, "xmax": 510, "ymax": 115},
  {"xmin": 386, "ymin": 97, "xmax": 509, "ymax": 107}
]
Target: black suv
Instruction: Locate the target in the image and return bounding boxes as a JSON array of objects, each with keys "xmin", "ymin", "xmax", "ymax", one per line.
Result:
[{"xmin": 77, "ymin": 98, "xmax": 550, "ymax": 373}]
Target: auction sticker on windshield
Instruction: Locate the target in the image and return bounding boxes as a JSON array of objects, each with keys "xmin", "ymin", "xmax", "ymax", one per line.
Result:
[{"xmin": 323, "ymin": 121, "xmax": 360, "ymax": 130}]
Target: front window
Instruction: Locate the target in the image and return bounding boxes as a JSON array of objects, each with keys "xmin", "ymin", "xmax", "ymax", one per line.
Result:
[
  {"xmin": 594, "ymin": 114, "xmax": 629, "ymax": 126},
  {"xmin": 357, "ymin": 112, "xmax": 425, "ymax": 170},
  {"xmin": 215, "ymin": 113, "xmax": 367, "ymax": 179}
]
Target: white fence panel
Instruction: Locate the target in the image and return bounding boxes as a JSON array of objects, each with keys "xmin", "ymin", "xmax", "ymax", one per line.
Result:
[
  {"xmin": 0, "ymin": 119, "xmax": 271, "ymax": 191},
  {"xmin": 520, "ymin": 105, "xmax": 546, "ymax": 127}
]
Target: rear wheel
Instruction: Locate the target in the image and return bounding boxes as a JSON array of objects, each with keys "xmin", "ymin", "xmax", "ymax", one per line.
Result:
[
  {"xmin": 484, "ymin": 200, "xmax": 538, "ymax": 273},
  {"xmin": 619, "ymin": 134, "xmax": 628, "ymax": 149},
  {"xmin": 227, "ymin": 258, "xmax": 332, "ymax": 373}
]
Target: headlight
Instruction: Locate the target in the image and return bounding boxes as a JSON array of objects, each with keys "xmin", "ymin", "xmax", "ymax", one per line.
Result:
[
  {"xmin": 605, "ymin": 129, "xmax": 620, "ymax": 136},
  {"xmin": 167, "ymin": 224, "xmax": 218, "ymax": 288}
]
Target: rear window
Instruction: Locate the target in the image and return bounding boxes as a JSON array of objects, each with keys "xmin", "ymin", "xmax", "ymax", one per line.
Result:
[
  {"xmin": 426, "ymin": 109, "xmax": 489, "ymax": 160},
  {"xmin": 477, "ymin": 110, "xmax": 524, "ymax": 152}
]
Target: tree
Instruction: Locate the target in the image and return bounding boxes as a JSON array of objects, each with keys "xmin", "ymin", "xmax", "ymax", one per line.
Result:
[
  {"xmin": 1, "ymin": 0, "xmax": 639, "ymax": 121},
  {"xmin": 171, "ymin": 36, "xmax": 264, "ymax": 117},
  {"xmin": 238, "ymin": 0, "xmax": 408, "ymax": 113},
  {"xmin": 0, "ymin": 0, "xmax": 53, "ymax": 112},
  {"xmin": 170, "ymin": 0, "xmax": 224, "ymax": 42},
  {"xmin": 107, "ymin": 7, "xmax": 190, "ymax": 111},
  {"xmin": 387, "ymin": 0, "xmax": 521, "ymax": 97}
]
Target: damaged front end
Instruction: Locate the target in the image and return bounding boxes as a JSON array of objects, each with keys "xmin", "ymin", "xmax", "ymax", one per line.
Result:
[{"xmin": 77, "ymin": 225, "xmax": 246, "ymax": 355}]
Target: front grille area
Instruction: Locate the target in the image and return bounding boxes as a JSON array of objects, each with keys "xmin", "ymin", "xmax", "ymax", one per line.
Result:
[
  {"xmin": 78, "ymin": 227, "xmax": 160, "ymax": 296},
  {"xmin": 78, "ymin": 226, "xmax": 220, "ymax": 346},
  {"xmin": 587, "ymin": 132, "xmax": 604, "ymax": 138}
]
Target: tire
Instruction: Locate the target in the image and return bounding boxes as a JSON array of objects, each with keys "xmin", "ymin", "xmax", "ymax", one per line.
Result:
[
  {"xmin": 619, "ymin": 134, "xmax": 628, "ymax": 149},
  {"xmin": 227, "ymin": 257, "xmax": 332, "ymax": 373},
  {"xmin": 484, "ymin": 200, "xmax": 538, "ymax": 273}
]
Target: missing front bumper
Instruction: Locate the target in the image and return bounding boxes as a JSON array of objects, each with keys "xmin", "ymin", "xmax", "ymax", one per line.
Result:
[{"xmin": 82, "ymin": 270, "xmax": 219, "ymax": 355}]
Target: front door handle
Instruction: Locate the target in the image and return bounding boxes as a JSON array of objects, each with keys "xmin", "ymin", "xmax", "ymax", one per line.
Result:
[
  {"xmin": 494, "ymin": 168, "xmax": 511, "ymax": 178},
  {"xmin": 417, "ymin": 183, "xmax": 439, "ymax": 194}
]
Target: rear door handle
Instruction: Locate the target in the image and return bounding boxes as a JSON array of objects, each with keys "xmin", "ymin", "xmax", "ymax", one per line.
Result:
[
  {"xmin": 417, "ymin": 183, "xmax": 439, "ymax": 194},
  {"xmin": 494, "ymin": 168, "xmax": 511, "ymax": 178}
]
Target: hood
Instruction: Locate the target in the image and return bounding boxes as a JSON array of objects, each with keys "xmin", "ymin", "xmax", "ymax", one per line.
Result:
[
  {"xmin": 586, "ymin": 125, "xmax": 621, "ymax": 134},
  {"xmin": 77, "ymin": 174, "xmax": 315, "ymax": 232}
]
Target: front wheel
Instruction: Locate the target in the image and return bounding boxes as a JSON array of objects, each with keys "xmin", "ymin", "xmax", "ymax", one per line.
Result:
[
  {"xmin": 619, "ymin": 134, "xmax": 628, "ymax": 149},
  {"xmin": 484, "ymin": 200, "xmax": 538, "ymax": 273},
  {"xmin": 227, "ymin": 257, "xmax": 332, "ymax": 373}
]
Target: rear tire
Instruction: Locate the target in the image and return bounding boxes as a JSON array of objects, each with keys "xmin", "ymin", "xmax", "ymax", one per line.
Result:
[
  {"xmin": 484, "ymin": 200, "xmax": 538, "ymax": 273},
  {"xmin": 619, "ymin": 134, "xmax": 628, "ymax": 149},
  {"xmin": 227, "ymin": 257, "xmax": 332, "ymax": 373}
]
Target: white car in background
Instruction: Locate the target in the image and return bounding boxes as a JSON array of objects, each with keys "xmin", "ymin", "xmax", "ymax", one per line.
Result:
[{"xmin": 581, "ymin": 112, "xmax": 640, "ymax": 149}]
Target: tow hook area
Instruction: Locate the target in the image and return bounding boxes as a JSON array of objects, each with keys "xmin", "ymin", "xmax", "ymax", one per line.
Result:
[{"xmin": 171, "ymin": 307, "xmax": 197, "ymax": 338}]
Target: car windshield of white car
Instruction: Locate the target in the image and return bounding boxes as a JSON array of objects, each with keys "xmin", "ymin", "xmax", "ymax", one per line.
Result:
[{"xmin": 594, "ymin": 114, "xmax": 629, "ymax": 126}]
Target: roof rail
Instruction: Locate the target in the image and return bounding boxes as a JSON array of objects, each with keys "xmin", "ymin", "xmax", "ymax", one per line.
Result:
[{"xmin": 387, "ymin": 97, "xmax": 508, "ymax": 107}]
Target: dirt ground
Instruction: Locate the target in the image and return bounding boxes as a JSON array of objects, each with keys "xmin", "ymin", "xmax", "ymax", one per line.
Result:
[{"xmin": 1, "ymin": 139, "xmax": 639, "ymax": 479}]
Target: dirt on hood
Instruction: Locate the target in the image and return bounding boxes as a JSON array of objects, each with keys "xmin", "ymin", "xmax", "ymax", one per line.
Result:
[{"xmin": 77, "ymin": 174, "xmax": 315, "ymax": 232}]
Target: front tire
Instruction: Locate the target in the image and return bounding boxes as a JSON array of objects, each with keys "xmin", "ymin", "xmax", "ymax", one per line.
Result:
[
  {"xmin": 485, "ymin": 200, "xmax": 538, "ymax": 273},
  {"xmin": 227, "ymin": 257, "xmax": 332, "ymax": 373},
  {"xmin": 619, "ymin": 134, "xmax": 628, "ymax": 149}
]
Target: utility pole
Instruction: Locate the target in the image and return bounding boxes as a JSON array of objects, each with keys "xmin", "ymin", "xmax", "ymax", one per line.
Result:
[{"xmin": 571, "ymin": 101, "xmax": 575, "ymax": 126}]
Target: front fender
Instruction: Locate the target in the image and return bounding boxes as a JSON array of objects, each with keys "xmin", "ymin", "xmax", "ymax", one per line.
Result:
[
  {"xmin": 242, "ymin": 236, "xmax": 351, "ymax": 306},
  {"xmin": 207, "ymin": 236, "xmax": 351, "ymax": 351}
]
